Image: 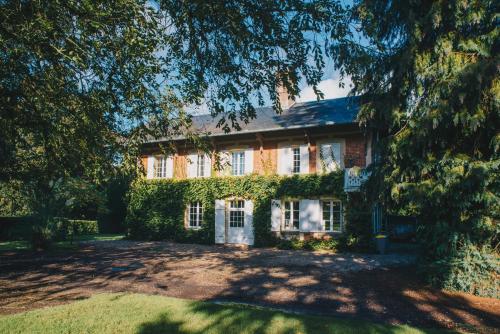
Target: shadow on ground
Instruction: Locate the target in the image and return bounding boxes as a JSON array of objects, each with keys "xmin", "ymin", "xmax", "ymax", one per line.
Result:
[{"xmin": 0, "ymin": 241, "xmax": 498, "ymax": 333}]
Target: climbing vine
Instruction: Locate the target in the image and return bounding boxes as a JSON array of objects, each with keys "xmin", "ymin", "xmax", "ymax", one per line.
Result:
[{"xmin": 125, "ymin": 172, "xmax": 366, "ymax": 246}]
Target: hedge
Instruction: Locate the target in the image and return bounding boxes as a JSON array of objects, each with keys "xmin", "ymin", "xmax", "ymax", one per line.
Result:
[
  {"xmin": 0, "ymin": 216, "xmax": 98, "ymax": 241},
  {"xmin": 126, "ymin": 172, "xmax": 372, "ymax": 247}
]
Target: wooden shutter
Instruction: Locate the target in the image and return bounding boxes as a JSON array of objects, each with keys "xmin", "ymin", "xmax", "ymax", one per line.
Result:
[
  {"xmin": 244, "ymin": 200, "xmax": 254, "ymax": 245},
  {"xmin": 271, "ymin": 199, "xmax": 281, "ymax": 231},
  {"xmin": 146, "ymin": 156, "xmax": 155, "ymax": 179},
  {"xmin": 299, "ymin": 199, "xmax": 321, "ymax": 232},
  {"xmin": 214, "ymin": 200, "xmax": 225, "ymax": 243},
  {"xmin": 278, "ymin": 144, "xmax": 291, "ymax": 175},
  {"xmin": 187, "ymin": 153, "xmax": 197, "ymax": 178},
  {"xmin": 204, "ymin": 154, "xmax": 212, "ymax": 177},
  {"xmin": 166, "ymin": 156, "xmax": 174, "ymax": 178},
  {"xmin": 299, "ymin": 144, "xmax": 309, "ymax": 174},
  {"xmin": 244, "ymin": 148, "xmax": 254, "ymax": 174}
]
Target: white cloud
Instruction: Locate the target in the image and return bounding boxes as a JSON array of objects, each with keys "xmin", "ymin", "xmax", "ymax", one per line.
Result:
[{"xmin": 298, "ymin": 77, "xmax": 353, "ymax": 102}]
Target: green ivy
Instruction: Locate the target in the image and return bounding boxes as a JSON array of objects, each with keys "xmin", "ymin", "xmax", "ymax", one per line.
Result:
[{"xmin": 126, "ymin": 172, "xmax": 360, "ymax": 246}]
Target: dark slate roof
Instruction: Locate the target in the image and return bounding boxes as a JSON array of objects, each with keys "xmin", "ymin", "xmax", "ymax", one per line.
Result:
[{"xmin": 150, "ymin": 96, "xmax": 360, "ymax": 142}]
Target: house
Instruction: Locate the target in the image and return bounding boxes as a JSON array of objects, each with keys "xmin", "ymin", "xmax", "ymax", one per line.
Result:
[{"xmin": 140, "ymin": 94, "xmax": 371, "ymax": 246}]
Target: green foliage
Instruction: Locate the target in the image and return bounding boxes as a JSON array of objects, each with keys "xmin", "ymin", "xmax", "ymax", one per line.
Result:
[
  {"xmin": 0, "ymin": 0, "xmax": 346, "ymax": 230},
  {"xmin": 277, "ymin": 237, "xmax": 340, "ymax": 251},
  {"xmin": 334, "ymin": 0, "xmax": 499, "ymax": 295},
  {"xmin": 30, "ymin": 223, "xmax": 53, "ymax": 250},
  {"xmin": 54, "ymin": 219, "xmax": 99, "ymax": 242},
  {"xmin": 343, "ymin": 192, "xmax": 373, "ymax": 251},
  {"xmin": 420, "ymin": 241, "xmax": 499, "ymax": 298},
  {"xmin": 126, "ymin": 173, "xmax": 346, "ymax": 246},
  {"xmin": 98, "ymin": 173, "xmax": 132, "ymax": 233}
]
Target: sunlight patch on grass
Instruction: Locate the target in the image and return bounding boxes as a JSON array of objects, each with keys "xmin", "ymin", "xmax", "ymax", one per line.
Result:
[{"xmin": 0, "ymin": 293, "xmax": 448, "ymax": 334}]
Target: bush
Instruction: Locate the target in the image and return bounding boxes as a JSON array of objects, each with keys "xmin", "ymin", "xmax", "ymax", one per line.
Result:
[
  {"xmin": 0, "ymin": 216, "xmax": 36, "ymax": 240},
  {"xmin": 126, "ymin": 173, "xmax": 349, "ymax": 246},
  {"xmin": 54, "ymin": 218, "xmax": 99, "ymax": 241},
  {"xmin": 277, "ymin": 237, "xmax": 340, "ymax": 251}
]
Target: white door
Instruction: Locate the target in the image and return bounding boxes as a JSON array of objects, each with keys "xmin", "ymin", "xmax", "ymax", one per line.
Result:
[{"xmin": 226, "ymin": 199, "xmax": 254, "ymax": 245}]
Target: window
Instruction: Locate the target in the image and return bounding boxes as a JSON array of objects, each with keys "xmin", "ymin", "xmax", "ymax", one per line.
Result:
[
  {"xmin": 321, "ymin": 200, "xmax": 342, "ymax": 232},
  {"xmin": 283, "ymin": 201, "xmax": 299, "ymax": 230},
  {"xmin": 228, "ymin": 200, "xmax": 245, "ymax": 227},
  {"xmin": 188, "ymin": 202, "xmax": 203, "ymax": 228},
  {"xmin": 196, "ymin": 154, "xmax": 205, "ymax": 177},
  {"xmin": 292, "ymin": 147, "xmax": 300, "ymax": 174},
  {"xmin": 231, "ymin": 151, "xmax": 245, "ymax": 176},
  {"xmin": 319, "ymin": 143, "xmax": 341, "ymax": 172},
  {"xmin": 154, "ymin": 156, "xmax": 167, "ymax": 178}
]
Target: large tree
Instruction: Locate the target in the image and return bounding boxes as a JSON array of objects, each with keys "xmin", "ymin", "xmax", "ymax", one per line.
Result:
[
  {"xmin": 334, "ymin": 0, "xmax": 499, "ymax": 295},
  {"xmin": 0, "ymin": 0, "xmax": 345, "ymax": 222}
]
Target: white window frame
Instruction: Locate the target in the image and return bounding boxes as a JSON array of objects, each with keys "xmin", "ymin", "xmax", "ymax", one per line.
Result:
[
  {"xmin": 292, "ymin": 147, "xmax": 301, "ymax": 174},
  {"xmin": 196, "ymin": 154, "xmax": 205, "ymax": 177},
  {"xmin": 227, "ymin": 200, "xmax": 245, "ymax": 228},
  {"xmin": 231, "ymin": 151, "xmax": 245, "ymax": 176},
  {"xmin": 154, "ymin": 156, "xmax": 168, "ymax": 178},
  {"xmin": 282, "ymin": 200, "xmax": 300, "ymax": 231},
  {"xmin": 321, "ymin": 200, "xmax": 343, "ymax": 232},
  {"xmin": 188, "ymin": 201, "xmax": 203, "ymax": 229},
  {"xmin": 316, "ymin": 139, "xmax": 345, "ymax": 173}
]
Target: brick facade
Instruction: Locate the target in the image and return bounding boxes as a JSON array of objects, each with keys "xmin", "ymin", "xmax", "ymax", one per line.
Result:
[{"xmin": 141, "ymin": 129, "xmax": 368, "ymax": 177}]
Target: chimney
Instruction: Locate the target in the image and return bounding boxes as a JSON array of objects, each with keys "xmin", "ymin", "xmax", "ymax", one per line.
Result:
[{"xmin": 276, "ymin": 75, "xmax": 296, "ymax": 110}]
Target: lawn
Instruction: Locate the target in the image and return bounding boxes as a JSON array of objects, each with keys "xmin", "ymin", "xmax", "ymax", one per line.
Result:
[
  {"xmin": 0, "ymin": 234, "xmax": 124, "ymax": 251},
  {"xmin": 0, "ymin": 293, "xmax": 448, "ymax": 334}
]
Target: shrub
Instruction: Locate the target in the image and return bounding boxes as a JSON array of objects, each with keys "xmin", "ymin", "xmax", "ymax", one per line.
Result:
[
  {"xmin": 54, "ymin": 218, "xmax": 99, "ymax": 241},
  {"xmin": 276, "ymin": 237, "xmax": 340, "ymax": 251}
]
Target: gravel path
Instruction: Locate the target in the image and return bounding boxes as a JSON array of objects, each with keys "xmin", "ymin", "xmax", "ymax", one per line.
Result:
[{"xmin": 0, "ymin": 240, "xmax": 498, "ymax": 333}]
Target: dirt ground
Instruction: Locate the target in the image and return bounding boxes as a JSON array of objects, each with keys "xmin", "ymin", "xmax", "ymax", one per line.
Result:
[{"xmin": 0, "ymin": 241, "xmax": 498, "ymax": 333}]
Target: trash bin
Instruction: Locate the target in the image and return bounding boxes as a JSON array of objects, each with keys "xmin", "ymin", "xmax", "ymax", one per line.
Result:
[{"xmin": 375, "ymin": 234, "xmax": 388, "ymax": 254}]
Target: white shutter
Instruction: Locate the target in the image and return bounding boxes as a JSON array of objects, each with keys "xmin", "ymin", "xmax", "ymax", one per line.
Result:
[
  {"xmin": 215, "ymin": 200, "xmax": 225, "ymax": 244},
  {"xmin": 311, "ymin": 200, "xmax": 321, "ymax": 231},
  {"xmin": 147, "ymin": 156, "xmax": 155, "ymax": 179},
  {"xmin": 278, "ymin": 144, "xmax": 291, "ymax": 175},
  {"xmin": 244, "ymin": 148, "xmax": 254, "ymax": 174},
  {"xmin": 300, "ymin": 144, "xmax": 309, "ymax": 174},
  {"xmin": 271, "ymin": 200, "xmax": 281, "ymax": 231},
  {"xmin": 187, "ymin": 153, "xmax": 197, "ymax": 178},
  {"xmin": 244, "ymin": 200, "xmax": 254, "ymax": 245},
  {"xmin": 204, "ymin": 154, "xmax": 212, "ymax": 177},
  {"xmin": 299, "ymin": 199, "xmax": 321, "ymax": 232},
  {"xmin": 166, "ymin": 156, "xmax": 174, "ymax": 178},
  {"xmin": 219, "ymin": 151, "xmax": 231, "ymax": 176}
]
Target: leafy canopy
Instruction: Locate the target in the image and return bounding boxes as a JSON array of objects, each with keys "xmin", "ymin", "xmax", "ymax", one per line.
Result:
[
  {"xmin": 334, "ymin": 0, "xmax": 499, "ymax": 295},
  {"xmin": 0, "ymin": 0, "xmax": 346, "ymax": 214}
]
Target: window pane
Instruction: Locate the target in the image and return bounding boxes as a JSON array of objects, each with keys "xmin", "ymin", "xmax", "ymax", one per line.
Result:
[
  {"xmin": 188, "ymin": 202, "xmax": 203, "ymax": 228},
  {"xmin": 292, "ymin": 201, "xmax": 300, "ymax": 229},
  {"xmin": 292, "ymin": 147, "xmax": 300, "ymax": 174},
  {"xmin": 322, "ymin": 201, "xmax": 331, "ymax": 231},
  {"xmin": 239, "ymin": 152, "xmax": 245, "ymax": 175},
  {"xmin": 197, "ymin": 155, "xmax": 205, "ymax": 177}
]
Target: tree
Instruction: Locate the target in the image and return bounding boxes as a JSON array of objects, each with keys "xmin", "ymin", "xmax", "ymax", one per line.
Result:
[
  {"xmin": 333, "ymin": 0, "xmax": 499, "ymax": 295},
  {"xmin": 0, "ymin": 0, "xmax": 346, "ymax": 238}
]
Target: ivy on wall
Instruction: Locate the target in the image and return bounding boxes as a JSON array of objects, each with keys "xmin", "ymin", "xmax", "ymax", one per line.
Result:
[{"xmin": 125, "ymin": 172, "xmax": 366, "ymax": 246}]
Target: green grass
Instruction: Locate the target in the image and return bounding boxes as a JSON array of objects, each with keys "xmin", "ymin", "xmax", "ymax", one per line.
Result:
[
  {"xmin": 0, "ymin": 234, "xmax": 125, "ymax": 251},
  {"xmin": 0, "ymin": 293, "xmax": 449, "ymax": 334}
]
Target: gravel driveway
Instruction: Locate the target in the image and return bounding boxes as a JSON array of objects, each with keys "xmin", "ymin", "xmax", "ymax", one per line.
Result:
[{"xmin": 0, "ymin": 240, "xmax": 498, "ymax": 333}]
